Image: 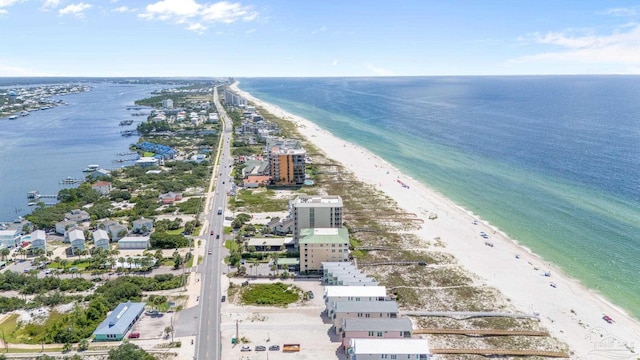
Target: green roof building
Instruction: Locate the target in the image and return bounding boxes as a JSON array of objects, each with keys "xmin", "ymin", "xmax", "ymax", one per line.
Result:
[{"xmin": 299, "ymin": 227, "xmax": 349, "ymax": 272}]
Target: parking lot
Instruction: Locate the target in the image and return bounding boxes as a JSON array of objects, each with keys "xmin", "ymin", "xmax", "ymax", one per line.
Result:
[{"xmin": 220, "ymin": 278, "xmax": 344, "ymax": 360}]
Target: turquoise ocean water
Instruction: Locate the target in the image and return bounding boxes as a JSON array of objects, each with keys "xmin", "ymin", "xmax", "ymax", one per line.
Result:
[{"xmin": 238, "ymin": 76, "xmax": 640, "ymax": 320}]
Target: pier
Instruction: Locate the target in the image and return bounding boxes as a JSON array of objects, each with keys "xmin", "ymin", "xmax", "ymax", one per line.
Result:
[
  {"xmin": 59, "ymin": 177, "xmax": 83, "ymax": 185},
  {"xmin": 26, "ymin": 191, "xmax": 57, "ymax": 199}
]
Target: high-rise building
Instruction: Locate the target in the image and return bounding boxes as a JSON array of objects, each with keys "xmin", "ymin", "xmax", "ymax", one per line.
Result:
[{"xmin": 292, "ymin": 195, "xmax": 343, "ymax": 241}]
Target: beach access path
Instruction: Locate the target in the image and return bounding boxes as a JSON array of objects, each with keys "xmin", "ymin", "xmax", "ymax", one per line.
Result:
[{"xmin": 230, "ymin": 83, "xmax": 640, "ymax": 359}]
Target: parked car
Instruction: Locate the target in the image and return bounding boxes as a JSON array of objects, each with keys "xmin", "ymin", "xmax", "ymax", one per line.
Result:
[
  {"xmin": 240, "ymin": 345, "xmax": 251, "ymax": 352},
  {"xmin": 269, "ymin": 345, "xmax": 280, "ymax": 351},
  {"xmin": 308, "ymin": 291, "xmax": 314, "ymax": 299},
  {"xmin": 221, "ymin": 295, "xmax": 226, "ymax": 302},
  {"xmin": 603, "ymin": 315, "xmax": 614, "ymax": 324},
  {"xmin": 255, "ymin": 345, "xmax": 266, "ymax": 351},
  {"xmin": 128, "ymin": 332, "xmax": 140, "ymax": 339}
]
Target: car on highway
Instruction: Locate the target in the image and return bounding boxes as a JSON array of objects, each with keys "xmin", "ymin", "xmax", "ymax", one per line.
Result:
[
  {"xmin": 255, "ymin": 345, "xmax": 266, "ymax": 351},
  {"xmin": 208, "ymin": 250, "xmax": 212, "ymax": 255},
  {"xmin": 216, "ymin": 234, "xmax": 220, "ymax": 239},
  {"xmin": 210, "ymin": 230, "xmax": 214, "ymax": 236},
  {"xmin": 269, "ymin": 345, "xmax": 280, "ymax": 351},
  {"xmin": 241, "ymin": 345, "xmax": 251, "ymax": 352}
]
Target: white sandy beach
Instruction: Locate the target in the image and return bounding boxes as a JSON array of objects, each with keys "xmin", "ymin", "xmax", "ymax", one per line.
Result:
[{"xmin": 231, "ymin": 83, "xmax": 640, "ymax": 359}]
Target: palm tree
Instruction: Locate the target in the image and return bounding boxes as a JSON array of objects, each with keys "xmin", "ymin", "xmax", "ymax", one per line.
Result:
[
  {"xmin": 0, "ymin": 248, "xmax": 9, "ymax": 261},
  {"xmin": 54, "ymin": 256, "xmax": 62, "ymax": 269}
]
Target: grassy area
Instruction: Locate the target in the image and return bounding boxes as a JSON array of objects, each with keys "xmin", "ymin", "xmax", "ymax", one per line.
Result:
[
  {"xmin": 166, "ymin": 228, "xmax": 184, "ymax": 235},
  {"xmin": 143, "ymin": 151, "xmax": 154, "ymax": 157},
  {"xmin": 228, "ymin": 189, "xmax": 289, "ymax": 212},
  {"xmin": 0, "ymin": 311, "xmax": 67, "ymax": 344},
  {"xmin": 240, "ymin": 282, "xmax": 302, "ymax": 306}
]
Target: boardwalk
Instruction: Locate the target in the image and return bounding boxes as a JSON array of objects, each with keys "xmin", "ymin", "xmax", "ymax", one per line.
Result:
[{"xmin": 414, "ymin": 328, "xmax": 549, "ymax": 336}]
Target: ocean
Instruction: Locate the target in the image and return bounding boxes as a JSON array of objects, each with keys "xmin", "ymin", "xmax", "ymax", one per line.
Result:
[
  {"xmin": 237, "ymin": 76, "xmax": 640, "ymax": 320},
  {"xmin": 0, "ymin": 81, "xmax": 165, "ymax": 223}
]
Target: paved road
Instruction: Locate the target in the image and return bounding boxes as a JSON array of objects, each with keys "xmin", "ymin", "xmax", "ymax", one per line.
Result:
[{"xmin": 196, "ymin": 86, "xmax": 233, "ymax": 360}]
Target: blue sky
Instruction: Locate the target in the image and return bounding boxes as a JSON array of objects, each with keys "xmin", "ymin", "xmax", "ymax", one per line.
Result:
[{"xmin": 2, "ymin": 0, "xmax": 640, "ymax": 77}]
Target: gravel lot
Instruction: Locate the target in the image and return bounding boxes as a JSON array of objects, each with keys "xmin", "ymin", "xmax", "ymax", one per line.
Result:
[{"xmin": 220, "ymin": 278, "xmax": 346, "ymax": 360}]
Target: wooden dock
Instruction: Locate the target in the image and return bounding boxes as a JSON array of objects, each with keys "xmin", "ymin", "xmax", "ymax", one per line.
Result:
[{"xmin": 431, "ymin": 348, "xmax": 569, "ymax": 357}]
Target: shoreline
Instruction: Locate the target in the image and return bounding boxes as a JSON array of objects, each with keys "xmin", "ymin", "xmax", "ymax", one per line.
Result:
[{"xmin": 231, "ymin": 83, "xmax": 640, "ymax": 358}]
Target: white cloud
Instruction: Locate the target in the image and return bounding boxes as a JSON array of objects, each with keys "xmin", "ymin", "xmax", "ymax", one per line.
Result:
[
  {"xmin": 364, "ymin": 63, "xmax": 394, "ymax": 76},
  {"xmin": 112, "ymin": 6, "xmax": 135, "ymax": 13},
  {"xmin": 332, "ymin": 59, "xmax": 338, "ymax": 66},
  {"xmin": 603, "ymin": 7, "xmax": 638, "ymax": 17},
  {"xmin": 41, "ymin": 0, "xmax": 61, "ymax": 9},
  {"xmin": 0, "ymin": 0, "xmax": 20, "ymax": 7},
  {"xmin": 188, "ymin": 22, "xmax": 207, "ymax": 34},
  {"xmin": 0, "ymin": 9, "xmax": 6, "ymax": 15},
  {"xmin": 312, "ymin": 25, "xmax": 327, "ymax": 34},
  {"xmin": 512, "ymin": 25, "xmax": 640, "ymax": 67},
  {"xmin": 201, "ymin": 1, "xmax": 257, "ymax": 23},
  {"xmin": 59, "ymin": 3, "xmax": 92, "ymax": 17},
  {"xmin": 245, "ymin": 28, "xmax": 255, "ymax": 34},
  {"xmin": 139, "ymin": 0, "xmax": 257, "ymax": 32}
]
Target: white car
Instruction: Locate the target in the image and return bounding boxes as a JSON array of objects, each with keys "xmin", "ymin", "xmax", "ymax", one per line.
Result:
[{"xmin": 241, "ymin": 345, "xmax": 251, "ymax": 352}]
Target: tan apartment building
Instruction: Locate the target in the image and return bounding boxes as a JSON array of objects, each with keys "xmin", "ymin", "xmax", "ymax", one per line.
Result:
[
  {"xmin": 292, "ymin": 195, "xmax": 343, "ymax": 242},
  {"xmin": 299, "ymin": 227, "xmax": 349, "ymax": 272},
  {"xmin": 269, "ymin": 146, "xmax": 306, "ymax": 185}
]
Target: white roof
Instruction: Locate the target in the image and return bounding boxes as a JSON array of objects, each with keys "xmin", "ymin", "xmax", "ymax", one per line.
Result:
[
  {"xmin": 247, "ymin": 238, "xmax": 285, "ymax": 247},
  {"xmin": 350, "ymin": 338, "xmax": 430, "ymax": 355},
  {"xmin": 0, "ymin": 229, "xmax": 20, "ymax": 237},
  {"xmin": 119, "ymin": 236, "xmax": 150, "ymax": 242},
  {"xmin": 324, "ymin": 286, "xmax": 386, "ymax": 298}
]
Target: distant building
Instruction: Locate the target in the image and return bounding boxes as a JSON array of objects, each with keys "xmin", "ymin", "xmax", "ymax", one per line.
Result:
[
  {"xmin": 292, "ymin": 195, "xmax": 343, "ymax": 242},
  {"xmin": 55, "ymin": 220, "xmax": 76, "ymax": 235},
  {"xmin": 161, "ymin": 99, "xmax": 173, "ymax": 109},
  {"xmin": 92, "ymin": 181, "xmax": 113, "ymax": 196},
  {"xmin": 65, "ymin": 209, "xmax": 90, "ymax": 223},
  {"xmin": 132, "ymin": 218, "xmax": 153, "ymax": 233},
  {"xmin": 136, "ymin": 157, "xmax": 159, "ymax": 167},
  {"xmin": 158, "ymin": 191, "xmax": 182, "ymax": 205},
  {"xmin": 93, "ymin": 229, "xmax": 110, "ymax": 251},
  {"xmin": 299, "ymin": 228, "xmax": 349, "ymax": 272},
  {"xmin": 324, "ymin": 286, "xmax": 387, "ymax": 312},
  {"xmin": 118, "ymin": 236, "xmax": 150, "ymax": 250},
  {"xmin": 108, "ymin": 225, "xmax": 129, "ymax": 241},
  {"xmin": 247, "ymin": 238, "xmax": 285, "ymax": 252},
  {"xmin": 0, "ymin": 229, "xmax": 20, "ymax": 248},
  {"xmin": 67, "ymin": 229, "xmax": 85, "ymax": 255},
  {"xmin": 348, "ymin": 338, "xmax": 432, "ymax": 360},
  {"xmin": 340, "ymin": 318, "xmax": 413, "ymax": 350},
  {"xmin": 92, "ymin": 301, "xmax": 145, "ymax": 341},
  {"xmin": 30, "ymin": 230, "xmax": 47, "ymax": 252}
]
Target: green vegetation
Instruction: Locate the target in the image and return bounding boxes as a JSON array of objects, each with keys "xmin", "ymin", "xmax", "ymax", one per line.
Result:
[
  {"xmin": 240, "ymin": 282, "xmax": 301, "ymax": 306},
  {"xmin": 150, "ymin": 232, "xmax": 190, "ymax": 249},
  {"xmin": 0, "ymin": 271, "xmax": 94, "ymax": 296},
  {"xmin": 228, "ymin": 189, "xmax": 290, "ymax": 212},
  {"xmin": 176, "ymin": 197, "xmax": 204, "ymax": 214},
  {"xmin": 108, "ymin": 342, "xmax": 157, "ymax": 360}
]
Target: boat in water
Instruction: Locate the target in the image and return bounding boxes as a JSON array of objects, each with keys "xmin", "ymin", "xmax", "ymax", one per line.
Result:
[{"xmin": 82, "ymin": 164, "xmax": 100, "ymax": 172}]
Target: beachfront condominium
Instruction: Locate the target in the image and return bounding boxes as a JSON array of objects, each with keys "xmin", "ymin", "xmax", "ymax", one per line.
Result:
[
  {"xmin": 292, "ymin": 195, "xmax": 343, "ymax": 242},
  {"xmin": 161, "ymin": 99, "xmax": 173, "ymax": 109},
  {"xmin": 299, "ymin": 227, "xmax": 349, "ymax": 272},
  {"xmin": 269, "ymin": 146, "xmax": 307, "ymax": 185}
]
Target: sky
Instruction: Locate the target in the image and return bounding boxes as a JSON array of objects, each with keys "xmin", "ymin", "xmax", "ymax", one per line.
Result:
[{"xmin": 2, "ymin": 0, "xmax": 640, "ymax": 77}]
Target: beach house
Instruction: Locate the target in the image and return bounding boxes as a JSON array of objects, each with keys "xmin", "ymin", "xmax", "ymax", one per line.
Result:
[
  {"xmin": 330, "ymin": 300, "xmax": 400, "ymax": 329},
  {"xmin": 91, "ymin": 181, "xmax": 113, "ymax": 196},
  {"xmin": 299, "ymin": 228, "xmax": 350, "ymax": 272},
  {"xmin": 132, "ymin": 218, "xmax": 153, "ymax": 234},
  {"xmin": 108, "ymin": 224, "xmax": 129, "ymax": 241},
  {"xmin": 65, "ymin": 209, "xmax": 90, "ymax": 223},
  {"xmin": 30, "ymin": 230, "xmax": 47, "ymax": 252},
  {"xmin": 324, "ymin": 286, "xmax": 388, "ymax": 312},
  {"xmin": 55, "ymin": 220, "xmax": 76, "ymax": 235},
  {"xmin": 68, "ymin": 229, "xmax": 85, "ymax": 255},
  {"xmin": 93, "ymin": 229, "xmax": 110, "ymax": 251},
  {"xmin": 340, "ymin": 318, "xmax": 413, "ymax": 350},
  {"xmin": 0, "ymin": 229, "xmax": 21, "ymax": 248},
  {"xmin": 348, "ymin": 338, "xmax": 432, "ymax": 360}
]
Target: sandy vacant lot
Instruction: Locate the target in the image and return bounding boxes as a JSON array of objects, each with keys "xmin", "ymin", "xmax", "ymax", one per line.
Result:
[{"xmin": 220, "ymin": 278, "xmax": 342, "ymax": 360}]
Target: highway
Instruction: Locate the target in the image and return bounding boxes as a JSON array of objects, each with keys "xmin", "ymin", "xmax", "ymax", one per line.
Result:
[{"xmin": 196, "ymin": 86, "xmax": 233, "ymax": 360}]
